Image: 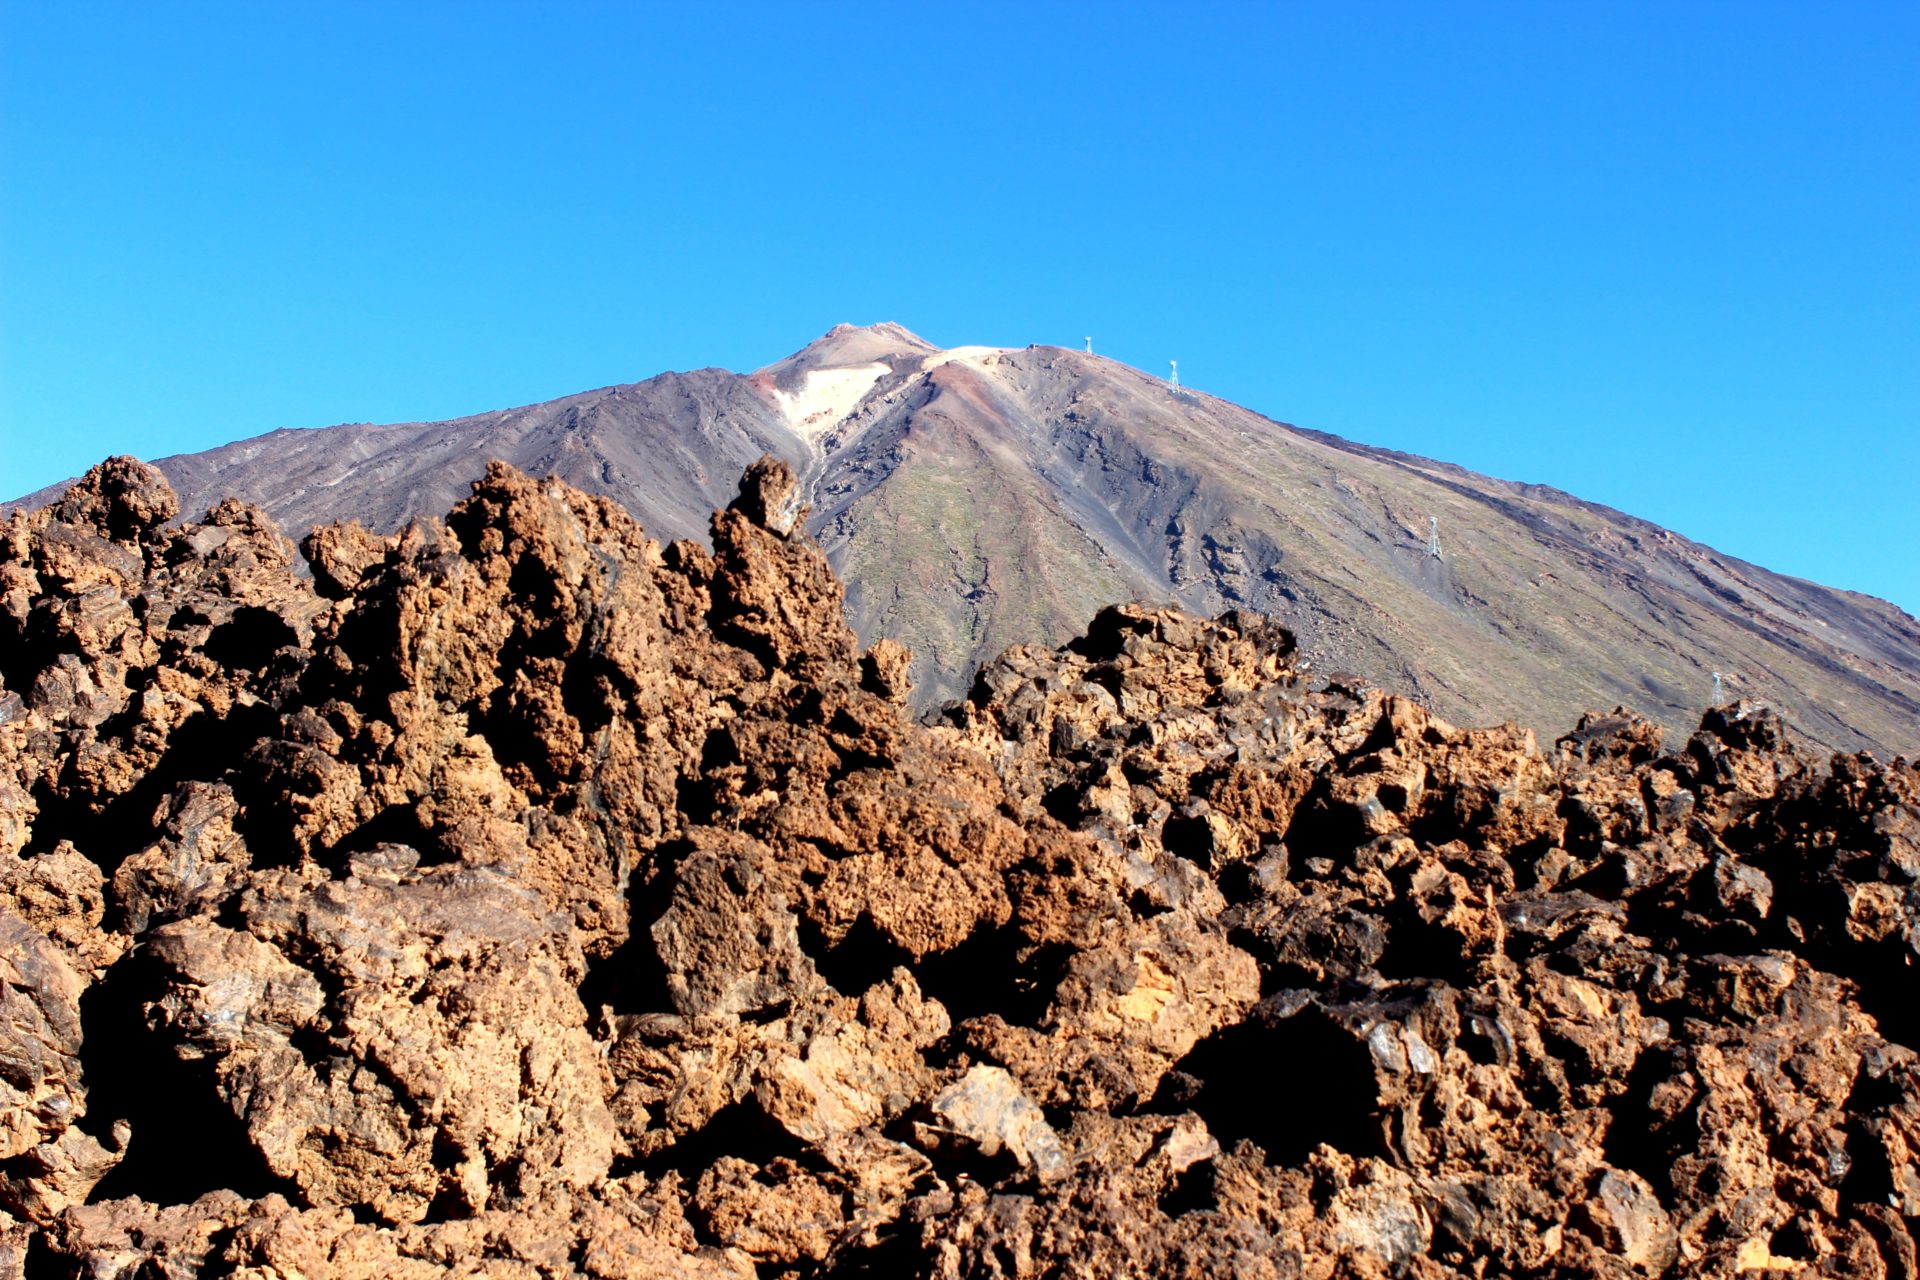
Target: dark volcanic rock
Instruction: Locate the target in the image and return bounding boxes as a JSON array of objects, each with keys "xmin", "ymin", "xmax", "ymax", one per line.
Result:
[{"xmin": 3, "ymin": 456, "xmax": 1919, "ymax": 1277}]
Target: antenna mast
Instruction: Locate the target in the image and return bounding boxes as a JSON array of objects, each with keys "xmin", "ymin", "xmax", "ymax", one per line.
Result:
[
  {"xmin": 1427, "ymin": 516, "xmax": 1442, "ymax": 560},
  {"xmin": 1713, "ymin": 671, "xmax": 1723, "ymax": 705},
  {"xmin": 1085, "ymin": 336, "xmax": 1093, "ymax": 354},
  {"xmin": 1169, "ymin": 360, "xmax": 1180, "ymax": 390}
]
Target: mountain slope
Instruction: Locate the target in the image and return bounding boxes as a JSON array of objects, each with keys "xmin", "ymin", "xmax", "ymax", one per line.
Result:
[{"xmin": 10, "ymin": 323, "xmax": 1918, "ymax": 755}]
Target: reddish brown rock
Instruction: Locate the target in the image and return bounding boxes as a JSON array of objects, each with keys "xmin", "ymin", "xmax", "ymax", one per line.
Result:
[{"xmin": 5, "ymin": 456, "xmax": 1920, "ymax": 1277}]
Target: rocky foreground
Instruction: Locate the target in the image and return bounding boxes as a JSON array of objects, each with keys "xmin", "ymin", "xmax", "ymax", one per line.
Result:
[{"xmin": 1, "ymin": 458, "xmax": 1917, "ymax": 1279}]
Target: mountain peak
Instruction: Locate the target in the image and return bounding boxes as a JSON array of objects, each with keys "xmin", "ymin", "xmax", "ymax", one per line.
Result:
[
  {"xmin": 17, "ymin": 325, "xmax": 1918, "ymax": 759},
  {"xmin": 746, "ymin": 325, "xmax": 947, "ymax": 444},
  {"xmin": 833, "ymin": 320, "xmax": 934, "ymax": 346},
  {"xmin": 762, "ymin": 322, "xmax": 939, "ymax": 377}
]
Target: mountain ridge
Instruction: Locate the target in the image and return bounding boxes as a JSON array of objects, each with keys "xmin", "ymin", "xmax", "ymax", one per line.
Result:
[{"xmin": 8, "ymin": 323, "xmax": 1918, "ymax": 757}]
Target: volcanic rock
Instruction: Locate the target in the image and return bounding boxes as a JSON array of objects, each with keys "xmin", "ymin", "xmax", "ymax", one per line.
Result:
[{"xmin": 2, "ymin": 456, "xmax": 1918, "ymax": 1277}]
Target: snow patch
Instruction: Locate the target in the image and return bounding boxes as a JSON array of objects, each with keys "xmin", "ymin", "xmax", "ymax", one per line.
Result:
[{"xmin": 771, "ymin": 363, "xmax": 890, "ymax": 442}]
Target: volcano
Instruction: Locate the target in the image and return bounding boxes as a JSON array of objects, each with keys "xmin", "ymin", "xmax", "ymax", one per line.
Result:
[{"xmin": 9, "ymin": 323, "xmax": 1917, "ymax": 755}]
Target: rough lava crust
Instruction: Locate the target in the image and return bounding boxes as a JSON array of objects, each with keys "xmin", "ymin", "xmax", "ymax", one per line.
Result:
[{"xmin": 1, "ymin": 456, "xmax": 1918, "ymax": 1278}]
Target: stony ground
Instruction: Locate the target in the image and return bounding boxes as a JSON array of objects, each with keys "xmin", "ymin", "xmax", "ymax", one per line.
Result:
[{"xmin": 1, "ymin": 456, "xmax": 1917, "ymax": 1278}]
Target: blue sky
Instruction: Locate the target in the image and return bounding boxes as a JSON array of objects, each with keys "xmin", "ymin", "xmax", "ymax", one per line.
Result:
[{"xmin": 3, "ymin": 2, "xmax": 1915, "ymax": 611}]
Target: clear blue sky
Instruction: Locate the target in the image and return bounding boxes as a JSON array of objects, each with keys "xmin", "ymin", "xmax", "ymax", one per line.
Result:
[{"xmin": 3, "ymin": 3, "xmax": 1915, "ymax": 611}]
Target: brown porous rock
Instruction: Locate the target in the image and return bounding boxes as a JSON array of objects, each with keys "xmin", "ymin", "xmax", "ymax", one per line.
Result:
[{"xmin": 1, "ymin": 455, "xmax": 1917, "ymax": 1277}]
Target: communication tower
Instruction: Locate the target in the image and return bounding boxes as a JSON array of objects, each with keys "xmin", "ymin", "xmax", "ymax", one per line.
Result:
[
  {"xmin": 1169, "ymin": 360, "xmax": 1180, "ymax": 390},
  {"xmin": 1085, "ymin": 336, "xmax": 1093, "ymax": 354},
  {"xmin": 1713, "ymin": 671, "xmax": 1723, "ymax": 705},
  {"xmin": 1427, "ymin": 516, "xmax": 1442, "ymax": 560}
]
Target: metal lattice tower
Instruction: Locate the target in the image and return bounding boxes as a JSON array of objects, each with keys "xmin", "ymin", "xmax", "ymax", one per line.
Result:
[
  {"xmin": 1713, "ymin": 671, "xmax": 1723, "ymax": 705},
  {"xmin": 1169, "ymin": 359, "xmax": 1180, "ymax": 390},
  {"xmin": 1427, "ymin": 516, "xmax": 1442, "ymax": 559},
  {"xmin": 1085, "ymin": 336, "xmax": 1093, "ymax": 354}
]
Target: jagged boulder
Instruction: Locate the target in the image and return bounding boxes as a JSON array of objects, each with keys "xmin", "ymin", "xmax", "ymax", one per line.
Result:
[{"xmin": 2, "ymin": 456, "xmax": 1918, "ymax": 1277}]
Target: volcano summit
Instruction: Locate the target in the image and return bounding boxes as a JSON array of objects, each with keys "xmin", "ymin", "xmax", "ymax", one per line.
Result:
[{"xmin": 9, "ymin": 323, "xmax": 1918, "ymax": 755}]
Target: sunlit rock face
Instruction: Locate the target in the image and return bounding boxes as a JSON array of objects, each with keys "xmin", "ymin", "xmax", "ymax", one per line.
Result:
[{"xmin": 3, "ymin": 456, "xmax": 1919, "ymax": 1278}]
